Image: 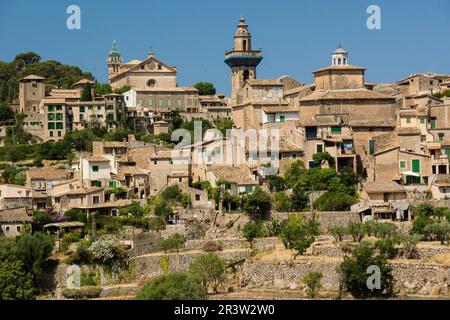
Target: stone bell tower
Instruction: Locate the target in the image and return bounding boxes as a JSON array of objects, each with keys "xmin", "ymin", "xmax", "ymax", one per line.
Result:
[
  {"xmin": 224, "ymin": 16, "xmax": 263, "ymax": 106},
  {"xmin": 107, "ymin": 40, "xmax": 122, "ymax": 83}
]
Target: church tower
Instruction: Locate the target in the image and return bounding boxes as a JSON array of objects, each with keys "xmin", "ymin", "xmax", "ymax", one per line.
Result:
[
  {"xmin": 224, "ymin": 16, "xmax": 263, "ymax": 105},
  {"xmin": 107, "ymin": 40, "xmax": 122, "ymax": 83},
  {"xmin": 331, "ymin": 44, "xmax": 348, "ymax": 66}
]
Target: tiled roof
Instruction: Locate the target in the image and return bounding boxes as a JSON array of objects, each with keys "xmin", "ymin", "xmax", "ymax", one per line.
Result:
[
  {"xmin": 397, "ymin": 127, "xmax": 421, "ymax": 135},
  {"xmin": 300, "ymin": 89, "xmax": 395, "ymax": 101},
  {"xmin": 66, "ymin": 187, "xmax": 103, "ymax": 195},
  {"xmin": 86, "ymin": 156, "xmax": 109, "ymax": 162},
  {"xmin": 103, "ymin": 141, "xmax": 128, "ymax": 148},
  {"xmin": 263, "ymin": 106, "xmax": 300, "ymax": 114},
  {"xmin": 134, "ymin": 87, "xmax": 198, "ymax": 93},
  {"xmin": 211, "ymin": 165, "xmax": 257, "ymax": 185},
  {"xmin": 313, "ymin": 65, "xmax": 366, "ymax": 73},
  {"xmin": 19, "ymin": 74, "xmax": 45, "ymax": 81},
  {"xmin": 0, "ymin": 207, "xmax": 32, "ymax": 223},
  {"xmin": 27, "ymin": 168, "xmax": 69, "ymax": 180},
  {"xmin": 246, "ymin": 79, "xmax": 283, "ymax": 86},
  {"xmin": 364, "ymin": 181, "xmax": 406, "ymax": 193}
]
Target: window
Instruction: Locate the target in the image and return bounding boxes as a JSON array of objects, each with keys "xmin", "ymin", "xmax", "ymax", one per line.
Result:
[
  {"xmin": 399, "ymin": 160, "xmax": 406, "ymax": 169},
  {"xmin": 420, "ymin": 117, "xmax": 426, "ymax": 124},
  {"xmin": 308, "ymin": 160, "xmax": 316, "ymax": 169},
  {"xmin": 97, "ymin": 106, "xmax": 102, "ymax": 110},
  {"xmin": 80, "ymin": 106, "xmax": 85, "ymax": 112},
  {"xmin": 58, "ymin": 131, "xmax": 61, "ymax": 137},
  {"xmin": 56, "ymin": 122, "xmax": 63, "ymax": 129},
  {"xmin": 109, "ymin": 181, "xmax": 117, "ymax": 188},
  {"xmin": 48, "ymin": 122, "xmax": 55, "ymax": 130},
  {"xmin": 168, "ymin": 99, "xmax": 172, "ymax": 107},
  {"xmin": 56, "ymin": 106, "xmax": 62, "ymax": 111},
  {"xmin": 92, "ymin": 165, "xmax": 99, "ymax": 172},
  {"xmin": 178, "ymin": 178, "xmax": 182, "ymax": 182},
  {"xmin": 93, "ymin": 196, "xmax": 100, "ymax": 204},
  {"xmin": 412, "ymin": 159, "xmax": 420, "ymax": 173},
  {"xmin": 49, "ymin": 131, "xmax": 53, "ymax": 137},
  {"xmin": 420, "ymin": 135, "xmax": 426, "ymax": 142},
  {"xmin": 148, "ymin": 98, "xmax": 153, "ymax": 106},
  {"xmin": 195, "ymin": 194, "xmax": 200, "ymax": 201},
  {"xmin": 243, "ymin": 70, "xmax": 250, "ymax": 81},
  {"xmin": 159, "ymin": 99, "xmax": 163, "ymax": 107},
  {"xmin": 431, "ymin": 117, "xmax": 436, "ymax": 129},
  {"xmin": 56, "ymin": 113, "xmax": 63, "ymax": 120},
  {"xmin": 245, "ymin": 186, "xmax": 253, "ymax": 193},
  {"xmin": 177, "ymin": 99, "xmax": 182, "ymax": 107},
  {"xmin": 331, "ymin": 126, "xmax": 342, "ymax": 134},
  {"xmin": 279, "ymin": 115, "xmax": 285, "ymax": 123},
  {"xmin": 48, "ymin": 106, "xmax": 54, "ymax": 112},
  {"xmin": 439, "ymin": 133, "xmax": 445, "ymax": 141},
  {"xmin": 406, "ymin": 117, "xmax": 411, "ymax": 124},
  {"xmin": 48, "ymin": 113, "xmax": 54, "ymax": 120},
  {"xmin": 147, "ymin": 79, "xmax": 157, "ymax": 87},
  {"xmin": 316, "ymin": 144, "xmax": 324, "ymax": 153}
]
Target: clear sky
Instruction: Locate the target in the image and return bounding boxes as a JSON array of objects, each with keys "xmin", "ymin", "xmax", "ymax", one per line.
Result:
[{"xmin": 1, "ymin": 0, "xmax": 449, "ymax": 95}]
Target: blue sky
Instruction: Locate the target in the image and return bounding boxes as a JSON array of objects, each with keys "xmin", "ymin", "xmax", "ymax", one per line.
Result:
[{"xmin": 1, "ymin": 0, "xmax": 449, "ymax": 95}]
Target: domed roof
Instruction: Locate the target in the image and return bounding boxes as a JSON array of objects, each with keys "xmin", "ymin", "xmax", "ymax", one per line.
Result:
[{"xmin": 333, "ymin": 44, "xmax": 347, "ymax": 54}]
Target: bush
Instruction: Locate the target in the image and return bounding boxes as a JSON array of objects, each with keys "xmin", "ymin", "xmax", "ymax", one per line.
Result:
[
  {"xmin": 242, "ymin": 221, "xmax": 265, "ymax": 249},
  {"xmin": 32, "ymin": 211, "xmax": 53, "ymax": 232},
  {"xmin": 280, "ymin": 214, "xmax": 319, "ymax": 259},
  {"xmin": 202, "ymin": 241, "xmax": 223, "ymax": 252},
  {"xmin": 399, "ymin": 234, "xmax": 422, "ymax": 259},
  {"xmin": 303, "ymin": 271, "xmax": 323, "ymax": 298},
  {"xmin": 159, "ymin": 256, "xmax": 170, "ymax": 274},
  {"xmin": 135, "ymin": 272, "xmax": 206, "ymax": 300},
  {"xmin": 339, "ymin": 242, "xmax": 394, "ymax": 299},
  {"xmin": 329, "ymin": 226, "xmax": 347, "ymax": 242},
  {"xmin": 346, "ymin": 222, "xmax": 364, "ymax": 242},
  {"xmin": 66, "ymin": 241, "xmax": 92, "ymax": 265},
  {"xmin": 314, "ymin": 191, "xmax": 356, "ymax": 211},
  {"xmin": 375, "ymin": 223, "xmax": 398, "ymax": 239},
  {"xmin": 62, "ymin": 286, "xmax": 102, "ymax": 299},
  {"xmin": 15, "ymin": 232, "xmax": 54, "ymax": 278},
  {"xmin": 374, "ymin": 238, "xmax": 399, "ymax": 259},
  {"xmin": 147, "ymin": 217, "xmax": 166, "ymax": 231},
  {"xmin": 0, "ymin": 259, "xmax": 37, "ymax": 300},
  {"xmin": 160, "ymin": 234, "xmax": 186, "ymax": 253},
  {"xmin": 89, "ymin": 236, "xmax": 126, "ymax": 265},
  {"xmin": 265, "ymin": 218, "xmax": 287, "ymax": 237},
  {"xmin": 243, "ymin": 187, "xmax": 272, "ymax": 218},
  {"xmin": 424, "ymin": 221, "xmax": 450, "ymax": 245},
  {"xmin": 64, "ymin": 209, "xmax": 87, "ymax": 223},
  {"xmin": 189, "ymin": 253, "xmax": 226, "ymax": 293}
]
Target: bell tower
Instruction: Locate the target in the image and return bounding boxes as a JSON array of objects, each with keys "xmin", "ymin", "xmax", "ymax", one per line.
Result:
[
  {"xmin": 224, "ymin": 16, "xmax": 263, "ymax": 106},
  {"xmin": 331, "ymin": 44, "xmax": 348, "ymax": 66},
  {"xmin": 107, "ymin": 40, "xmax": 122, "ymax": 83}
]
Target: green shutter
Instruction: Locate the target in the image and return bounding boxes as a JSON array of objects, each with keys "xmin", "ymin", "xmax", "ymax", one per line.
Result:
[
  {"xmin": 369, "ymin": 139, "xmax": 375, "ymax": 155},
  {"xmin": 279, "ymin": 115, "xmax": 285, "ymax": 123},
  {"xmin": 431, "ymin": 118, "xmax": 436, "ymax": 129},
  {"xmin": 412, "ymin": 159, "xmax": 420, "ymax": 173},
  {"xmin": 331, "ymin": 126, "xmax": 342, "ymax": 134}
]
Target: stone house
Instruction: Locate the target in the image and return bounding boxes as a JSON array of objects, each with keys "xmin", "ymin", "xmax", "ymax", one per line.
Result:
[
  {"xmin": 0, "ymin": 184, "xmax": 32, "ymax": 210},
  {"xmin": 81, "ymin": 155, "xmax": 111, "ymax": 188},
  {"xmin": 0, "ymin": 207, "xmax": 32, "ymax": 237},
  {"xmin": 26, "ymin": 167, "xmax": 73, "ymax": 194},
  {"xmin": 430, "ymin": 174, "xmax": 450, "ymax": 200}
]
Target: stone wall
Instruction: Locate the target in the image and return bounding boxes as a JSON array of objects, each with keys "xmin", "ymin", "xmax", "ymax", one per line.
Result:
[
  {"xmin": 273, "ymin": 211, "xmax": 361, "ymax": 232},
  {"xmin": 239, "ymin": 259, "xmax": 450, "ymax": 297},
  {"xmin": 132, "ymin": 250, "xmax": 250, "ymax": 279},
  {"xmin": 184, "ymin": 237, "xmax": 280, "ymax": 251}
]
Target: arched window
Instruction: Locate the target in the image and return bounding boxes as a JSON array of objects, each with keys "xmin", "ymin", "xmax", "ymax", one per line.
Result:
[
  {"xmin": 243, "ymin": 70, "xmax": 250, "ymax": 81},
  {"xmin": 338, "ymin": 58, "xmax": 341, "ymax": 65},
  {"xmin": 243, "ymin": 40, "xmax": 247, "ymax": 51},
  {"xmin": 343, "ymin": 58, "xmax": 347, "ymax": 65}
]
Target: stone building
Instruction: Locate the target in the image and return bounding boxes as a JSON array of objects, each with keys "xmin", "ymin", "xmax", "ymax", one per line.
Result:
[
  {"xmin": 18, "ymin": 75, "xmax": 46, "ymax": 140},
  {"xmin": 0, "ymin": 207, "xmax": 32, "ymax": 237}
]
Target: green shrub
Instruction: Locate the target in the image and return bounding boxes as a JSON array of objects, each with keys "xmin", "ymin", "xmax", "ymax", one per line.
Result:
[
  {"xmin": 399, "ymin": 234, "xmax": 422, "ymax": 259},
  {"xmin": 375, "ymin": 223, "xmax": 398, "ymax": 239},
  {"xmin": 280, "ymin": 214, "xmax": 319, "ymax": 259},
  {"xmin": 62, "ymin": 286, "xmax": 102, "ymax": 299},
  {"xmin": 65, "ymin": 241, "xmax": 92, "ymax": 265},
  {"xmin": 189, "ymin": 253, "xmax": 226, "ymax": 293},
  {"xmin": 159, "ymin": 256, "xmax": 170, "ymax": 274},
  {"xmin": 303, "ymin": 271, "xmax": 323, "ymax": 298},
  {"xmin": 346, "ymin": 222, "xmax": 364, "ymax": 242},
  {"xmin": 80, "ymin": 268, "xmax": 101, "ymax": 287},
  {"xmin": 329, "ymin": 226, "xmax": 347, "ymax": 242},
  {"xmin": 339, "ymin": 242, "xmax": 394, "ymax": 299},
  {"xmin": 424, "ymin": 221, "xmax": 450, "ymax": 245},
  {"xmin": 160, "ymin": 234, "xmax": 186, "ymax": 253},
  {"xmin": 135, "ymin": 272, "xmax": 206, "ymax": 300},
  {"xmin": 242, "ymin": 221, "xmax": 265, "ymax": 249},
  {"xmin": 374, "ymin": 238, "xmax": 399, "ymax": 259},
  {"xmin": 88, "ymin": 236, "xmax": 126, "ymax": 265}
]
